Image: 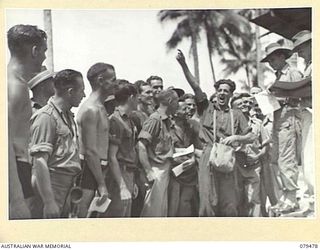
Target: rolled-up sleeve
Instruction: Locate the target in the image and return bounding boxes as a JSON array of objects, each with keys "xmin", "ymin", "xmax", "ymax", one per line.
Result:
[
  {"xmin": 109, "ymin": 117, "xmax": 122, "ymax": 145},
  {"xmin": 138, "ymin": 117, "xmax": 160, "ymax": 144},
  {"xmin": 195, "ymin": 92, "xmax": 209, "ymax": 116},
  {"xmin": 29, "ymin": 113, "xmax": 55, "ymax": 156},
  {"xmin": 236, "ymin": 110, "xmax": 251, "ymax": 135}
]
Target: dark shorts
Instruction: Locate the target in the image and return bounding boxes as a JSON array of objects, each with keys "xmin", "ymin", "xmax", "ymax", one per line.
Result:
[
  {"xmin": 16, "ymin": 160, "xmax": 34, "ymax": 198},
  {"xmin": 80, "ymin": 160, "xmax": 107, "ymax": 191}
]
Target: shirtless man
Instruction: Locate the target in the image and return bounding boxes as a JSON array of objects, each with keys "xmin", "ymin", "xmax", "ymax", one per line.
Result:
[
  {"xmin": 7, "ymin": 24, "xmax": 47, "ymax": 219},
  {"xmin": 77, "ymin": 63, "xmax": 116, "ymax": 218}
]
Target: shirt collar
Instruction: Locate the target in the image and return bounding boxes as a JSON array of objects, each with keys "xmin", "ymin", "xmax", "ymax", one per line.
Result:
[
  {"xmin": 48, "ymin": 97, "xmax": 74, "ymax": 117},
  {"xmin": 156, "ymin": 110, "xmax": 169, "ymax": 120}
]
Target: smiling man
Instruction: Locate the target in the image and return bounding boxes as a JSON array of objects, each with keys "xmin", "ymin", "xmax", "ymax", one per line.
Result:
[{"xmin": 176, "ymin": 50, "xmax": 255, "ymax": 217}]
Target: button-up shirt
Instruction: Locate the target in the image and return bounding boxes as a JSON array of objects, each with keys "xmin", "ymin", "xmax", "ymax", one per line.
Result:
[
  {"xmin": 195, "ymin": 93, "xmax": 251, "ymax": 146},
  {"xmin": 109, "ymin": 107, "xmax": 138, "ymax": 169},
  {"xmin": 29, "ymin": 97, "xmax": 81, "ymax": 175},
  {"xmin": 138, "ymin": 110, "xmax": 174, "ymax": 164}
]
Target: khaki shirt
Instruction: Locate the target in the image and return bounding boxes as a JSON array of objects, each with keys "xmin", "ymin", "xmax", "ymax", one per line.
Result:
[
  {"xmin": 138, "ymin": 111, "xmax": 174, "ymax": 164},
  {"xmin": 109, "ymin": 108, "xmax": 138, "ymax": 169},
  {"xmin": 30, "ymin": 97, "xmax": 81, "ymax": 175}
]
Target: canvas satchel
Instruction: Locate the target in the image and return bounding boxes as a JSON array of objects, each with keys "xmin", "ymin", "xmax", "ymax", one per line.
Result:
[{"xmin": 209, "ymin": 109, "xmax": 236, "ymax": 173}]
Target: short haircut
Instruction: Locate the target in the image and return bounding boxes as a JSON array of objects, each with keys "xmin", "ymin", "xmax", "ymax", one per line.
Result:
[
  {"xmin": 7, "ymin": 24, "xmax": 47, "ymax": 57},
  {"xmin": 157, "ymin": 89, "xmax": 178, "ymax": 106},
  {"xmin": 146, "ymin": 75, "xmax": 163, "ymax": 84},
  {"xmin": 87, "ymin": 63, "xmax": 114, "ymax": 88},
  {"xmin": 114, "ymin": 83, "xmax": 137, "ymax": 105},
  {"xmin": 54, "ymin": 69, "xmax": 83, "ymax": 94},
  {"xmin": 134, "ymin": 80, "xmax": 150, "ymax": 94},
  {"xmin": 180, "ymin": 93, "xmax": 195, "ymax": 102},
  {"xmin": 214, "ymin": 79, "xmax": 236, "ymax": 93}
]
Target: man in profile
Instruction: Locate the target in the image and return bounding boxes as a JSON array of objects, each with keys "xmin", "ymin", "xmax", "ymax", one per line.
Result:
[
  {"xmin": 77, "ymin": 63, "xmax": 116, "ymax": 218},
  {"xmin": 138, "ymin": 89, "xmax": 179, "ymax": 217},
  {"xmin": 29, "ymin": 69, "xmax": 85, "ymax": 218},
  {"xmin": 7, "ymin": 24, "xmax": 47, "ymax": 219}
]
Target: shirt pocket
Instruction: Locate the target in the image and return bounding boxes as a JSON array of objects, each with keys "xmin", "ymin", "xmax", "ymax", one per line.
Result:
[{"xmin": 55, "ymin": 124, "xmax": 71, "ymax": 158}]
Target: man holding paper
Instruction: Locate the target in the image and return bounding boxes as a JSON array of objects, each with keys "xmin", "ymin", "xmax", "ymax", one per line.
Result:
[
  {"xmin": 261, "ymin": 40, "xmax": 303, "ymax": 213},
  {"xmin": 168, "ymin": 99, "xmax": 201, "ymax": 217}
]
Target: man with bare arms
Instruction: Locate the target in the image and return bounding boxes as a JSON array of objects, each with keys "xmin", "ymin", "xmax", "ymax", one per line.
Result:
[{"xmin": 77, "ymin": 63, "xmax": 117, "ymax": 218}]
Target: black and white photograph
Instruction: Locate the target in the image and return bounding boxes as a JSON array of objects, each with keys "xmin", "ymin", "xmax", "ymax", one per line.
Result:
[{"xmin": 6, "ymin": 7, "xmax": 314, "ymax": 222}]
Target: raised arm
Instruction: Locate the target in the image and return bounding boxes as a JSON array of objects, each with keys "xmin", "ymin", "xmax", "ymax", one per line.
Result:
[{"xmin": 176, "ymin": 49, "xmax": 208, "ymax": 115}]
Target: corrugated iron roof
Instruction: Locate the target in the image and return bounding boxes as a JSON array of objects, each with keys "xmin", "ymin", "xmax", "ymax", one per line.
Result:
[{"xmin": 250, "ymin": 8, "xmax": 311, "ymax": 39}]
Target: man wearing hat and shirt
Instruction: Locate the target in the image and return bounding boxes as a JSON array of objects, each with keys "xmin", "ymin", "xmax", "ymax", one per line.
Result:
[
  {"xmin": 261, "ymin": 40, "xmax": 303, "ymax": 213},
  {"xmin": 28, "ymin": 67, "xmax": 55, "ymax": 114},
  {"xmin": 270, "ymin": 30, "xmax": 313, "ymax": 215}
]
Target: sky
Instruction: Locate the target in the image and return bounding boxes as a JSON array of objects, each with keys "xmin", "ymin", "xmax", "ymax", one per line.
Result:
[{"xmin": 6, "ymin": 9, "xmax": 306, "ymax": 105}]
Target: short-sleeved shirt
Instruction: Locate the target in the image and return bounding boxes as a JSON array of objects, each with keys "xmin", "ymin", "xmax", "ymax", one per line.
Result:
[
  {"xmin": 109, "ymin": 108, "xmax": 138, "ymax": 169},
  {"xmin": 274, "ymin": 63, "xmax": 303, "ymax": 104},
  {"xmin": 130, "ymin": 109, "xmax": 149, "ymax": 134},
  {"xmin": 138, "ymin": 111, "xmax": 174, "ymax": 164},
  {"xmin": 195, "ymin": 94, "xmax": 251, "ymax": 146},
  {"xmin": 29, "ymin": 97, "xmax": 81, "ymax": 175},
  {"xmin": 245, "ymin": 117, "xmax": 270, "ymax": 159},
  {"xmin": 171, "ymin": 119, "xmax": 201, "ymax": 149},
  {"xmin": 8, "ymin": 65, "xmax": 32, "ymax": 162}
]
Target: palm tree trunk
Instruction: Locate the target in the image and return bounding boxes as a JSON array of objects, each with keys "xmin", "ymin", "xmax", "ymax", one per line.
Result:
[
  {"xmin": 245, "ymin": 65, "xmax": 251, "ymax": 88},
  {"xmin": 43, "ymin": 9, "xmax": 54, "ymax": 71},
  {"xmin": 191, "ymin": 33, "xmax": 200, "ymax": 84},
  {"xmin": 255, "ymin": 9, "xmax": 262, "ymax": 87}
]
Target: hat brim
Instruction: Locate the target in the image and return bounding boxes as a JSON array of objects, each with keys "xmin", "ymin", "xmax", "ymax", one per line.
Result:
[
  {"xmin": 172, "ymin": 88, "xmax": 185, "ymax": 98},
  {"xmin": 292, "ymin": 38, "xmax": 311, "ymax": 52},
  {"xmin": 260, "ymin": 48, "xmax": 292, "ymax": 63}
]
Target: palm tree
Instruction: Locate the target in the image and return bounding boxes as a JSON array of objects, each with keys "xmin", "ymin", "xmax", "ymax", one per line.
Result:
[
  {"xmin": 158, "ymin": 10, "xmax": 252, "ymax": 84},
  {"xmin": 158, "ymin": 10, "xmax": 202, "ymax": 83}
]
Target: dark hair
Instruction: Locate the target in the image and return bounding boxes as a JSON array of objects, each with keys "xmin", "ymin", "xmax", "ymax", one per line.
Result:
[
  {"xmin": 180, "ymin": 93, "xmax": 195, "ymax": 102},
  {"xmin": 87, "ymin": 63, "xmax": 114, "ymax": 88},
  {"xmin": 157, "ymin": 89, "xmax": 178, "ymax": 106},
  {"xmin": 114, "ymin": 83, "xmax": 137, "ymax": 105},
  {"xmin": 134, "ymin": 80, "xmax": 150, "ymax": 94},
  {"xmin": 146, "ymin": 75, "xmax": 163, "ymax": 84},
  {"xmin": 214, "ymin": 79, "xmax": 236, "ymax": 93},
  {"xmin": 230, "ymin": 92, "xmax": 251, "ymax": 106},
  {"xmin": 54, "ymin": 69, "xmax": 83, "ymax": 94},
  {"xmin": 7, "ymin": 24, "xmax": 47, "ymax": 57}
]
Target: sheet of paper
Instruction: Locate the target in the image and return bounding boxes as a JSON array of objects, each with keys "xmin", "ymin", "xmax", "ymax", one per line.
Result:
[
  {"xmin": 173, "ymin": 144, "xmax": 194, "ymax": 158},
  {"xmin": 88, "ymin": 195, "xmax": 111, "ymax": 213},
  {"xmin": 172, "ymin": 162, "xmax": 185, "ymax": 177},
  {"xmin": 255, "ymin": 90, "xmax": 281, "ymax": 115}
]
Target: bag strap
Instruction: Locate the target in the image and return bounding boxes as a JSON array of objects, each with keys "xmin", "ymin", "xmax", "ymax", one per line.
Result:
[
  {"xmin": 230, "ymin": 109, "xmax": 234, "ymax": 135},
  {"xmin": 213, "ymin": 109, "xmax": 217, "ymax": 142}
]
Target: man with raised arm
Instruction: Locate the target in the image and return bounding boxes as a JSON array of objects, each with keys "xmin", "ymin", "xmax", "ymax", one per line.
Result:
[
  {"xmin": 77, "ymin": 63, "xmax": 116, "ymax": 218},
  {"xmin": 176, "ymin": 50, "xmax": 255, "ymax": 217}
]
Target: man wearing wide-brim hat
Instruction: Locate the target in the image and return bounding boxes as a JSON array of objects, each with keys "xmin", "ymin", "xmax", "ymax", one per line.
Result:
[
  {"xmin": 261, "ymin": 39, "xmax": 303, "ymax": 214},
  {"xmin": 28, "ymin": 67, "xmax": 55, "ymax": 114}
]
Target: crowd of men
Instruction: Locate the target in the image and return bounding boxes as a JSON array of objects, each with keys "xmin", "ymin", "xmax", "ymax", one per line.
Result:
[{"xmin": 7, "ymin": 24, "xmax": 313, "ymax": 219}]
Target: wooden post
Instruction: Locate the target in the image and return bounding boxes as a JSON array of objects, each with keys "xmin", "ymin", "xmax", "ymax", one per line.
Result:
[{"xmin": 43, "ymin": 9, "xmax": 54, "ymax": 71}]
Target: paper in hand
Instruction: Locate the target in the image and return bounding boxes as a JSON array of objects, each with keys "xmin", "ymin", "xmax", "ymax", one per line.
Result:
[
  {"xmin": 173, "ymin": 144, "xmax": 194, "ymax": 158},
  {"xmin": 88, "ymin": 195, "xmax": 111, "ymax": 213},
  {"xmin": 255, "ymin": 90, "xmax": 281, "ymax": 115}
]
